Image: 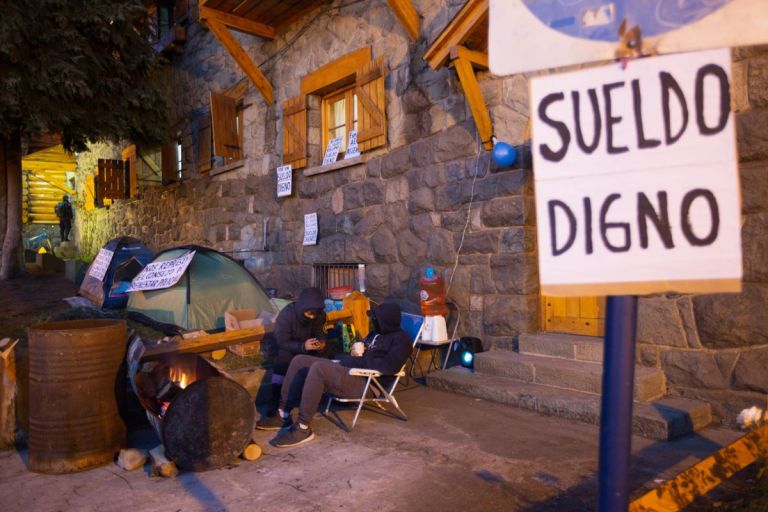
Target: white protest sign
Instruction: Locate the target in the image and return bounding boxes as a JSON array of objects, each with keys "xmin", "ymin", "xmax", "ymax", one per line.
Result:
[
  {"xmin": 344, "ymin": 130, "xmax": 360, "ymax": 159},
  {"xmin": 127, "ymin": 250, "xmax": 196, "ymax": 292},
  {"xmin": 322, "ymin": 137, "xmax": 343, "ymax": 165},
  {"xmin": 276, "ymin": 164, "xmax": 292, "ymax": 198},
  {"xmin": 532, "ymin": 49, "xmax": 741, "ymax": 296},
  {"xmin": 490, "ymin": 0, "xmax": 768, "ymax": 76},
  {"xmin": 303, "ymin": 213, "xmax": 318, "ymax": 246},
  {"xmin": 88, "ymin": 248, "xmax": 115, "ymax": 281}
]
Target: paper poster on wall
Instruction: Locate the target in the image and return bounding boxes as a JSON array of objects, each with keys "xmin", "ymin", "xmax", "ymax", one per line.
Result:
[
  {"xmin": 489, "ymin": 0, "xmax": 768, "ymax": 76},
  {"xmin": 532, "ymin": 49, "xmax": 742, "ymax": 296},
  {"xmin": 127, "ymin": 250, "xmax": 196, "ymax": 292},
  {"xmin": 303, "ymin": 213, "xmax": 318, "ymax": 246},
  {"xmin": 344, "ymin": 130, "xmax": 360, "ymax": 159},
  {"xmin": 88, "ymin": 248, "xmax": 115, "ymax": 281},
  {"xmin": 276, "ymin": 164, "xmax": 292, "ymax": 198},
  {"xmin": 322, "ymin": 137, "xmax": 343, "ymax": 165}
]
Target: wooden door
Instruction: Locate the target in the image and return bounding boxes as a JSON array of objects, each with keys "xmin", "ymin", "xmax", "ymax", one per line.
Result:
[{"xmin": 541, "ymin": 296, "xmax": 606, "ymax": 336}]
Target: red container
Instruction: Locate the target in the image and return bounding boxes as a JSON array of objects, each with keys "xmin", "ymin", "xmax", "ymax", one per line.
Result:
[{"xmin": 418, "ymin": 268, "xmax": 448, "ymax": 317}]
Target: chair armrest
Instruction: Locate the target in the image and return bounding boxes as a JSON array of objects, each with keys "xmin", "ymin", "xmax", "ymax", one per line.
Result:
[{"xmin": 348, "ymin": 368, "xmax": 382, "ymax": 377}]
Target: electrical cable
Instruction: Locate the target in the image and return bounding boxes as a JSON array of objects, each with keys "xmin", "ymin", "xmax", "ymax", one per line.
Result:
[{"xmin": 444, "ymin": 131, "xmax": 488, "ymax": 340}]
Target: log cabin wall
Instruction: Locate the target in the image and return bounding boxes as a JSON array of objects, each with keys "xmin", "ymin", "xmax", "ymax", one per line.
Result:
[{"xmin": 71, "ymin": 0, "xmax": 768, "ymax": 426}]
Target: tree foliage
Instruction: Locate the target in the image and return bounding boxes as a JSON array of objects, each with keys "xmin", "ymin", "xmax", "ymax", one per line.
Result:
[{"xmin": 0, "ymin": 0, "xmax": 169, "ymax": 151}]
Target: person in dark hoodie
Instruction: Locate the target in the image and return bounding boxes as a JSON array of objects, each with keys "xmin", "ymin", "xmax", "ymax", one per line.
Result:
[
  {"xmin": 256, "ymin": 287, "xmax": 326, "ymax": 430},
  {"xmin": 270, "ymin": 302, "xmax": 412, "ymax": 448}
]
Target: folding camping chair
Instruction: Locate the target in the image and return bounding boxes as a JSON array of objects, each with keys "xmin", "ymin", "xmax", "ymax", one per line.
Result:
[{"xmin": 323, "ymin": 312, "xmax": 425, "ymax": 431}]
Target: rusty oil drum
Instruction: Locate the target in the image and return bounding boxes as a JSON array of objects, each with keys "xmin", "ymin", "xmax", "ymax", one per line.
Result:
[{"xmin": 28, "ymin": 319, "xmax": 127, "ymax": 474}]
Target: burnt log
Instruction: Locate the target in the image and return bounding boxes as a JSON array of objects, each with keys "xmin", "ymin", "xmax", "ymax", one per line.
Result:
[{"xmin": 163, "ymin": 376, "xmax": 255, "ymax": 471}]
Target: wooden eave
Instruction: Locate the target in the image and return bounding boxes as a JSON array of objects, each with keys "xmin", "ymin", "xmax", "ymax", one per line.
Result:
[
  {"xmin": 22, "ymin": 145, "xmax": 77, "ymax": 173},
  {"xmin": 424, "ymin": 0, "xmax": 493, "ymax": 149},
  {"xmin": 386, "ymin": 0, "xmax": 420, "ymax": 41},
  {"xmin": 424, "ymin": 0, "xmax": 488, "ymax": 71},
  {"xmin": 200, "ymin": 0, "xmax": 421, "ymax": 104}
]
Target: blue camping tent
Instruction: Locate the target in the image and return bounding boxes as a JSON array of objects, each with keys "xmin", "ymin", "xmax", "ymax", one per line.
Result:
[{"xmin": 79, "ymin": 236, "xmax": 154, "ymax": 309}]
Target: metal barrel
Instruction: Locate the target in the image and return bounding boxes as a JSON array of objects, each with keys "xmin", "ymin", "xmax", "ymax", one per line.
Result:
[{"xmin": 28, "ymin": 319, "xmax": 127, "ymax": 474}]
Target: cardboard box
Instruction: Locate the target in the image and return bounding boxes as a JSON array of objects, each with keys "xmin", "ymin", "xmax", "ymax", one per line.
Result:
[
  {"xmin": 225, "ymin": 309, "xmax": 258, "ymax": 331},
  {"xmin": 225, "ymin": 309, "xmax": 275, "ymax": 358}
]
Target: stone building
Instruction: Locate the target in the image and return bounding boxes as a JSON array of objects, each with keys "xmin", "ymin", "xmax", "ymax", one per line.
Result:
[{"xmin": 71, "ymin": 0, "xmax": 768, "ymax": 432}]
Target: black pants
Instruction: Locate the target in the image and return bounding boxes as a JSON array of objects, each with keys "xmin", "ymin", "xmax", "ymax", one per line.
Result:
[
  {"xmin": 280, "ymin": 355, "xmax": 366, "ymax": 426},
  {"xmin": 59, "ymin": 219, "xmax": 72, "ymax": 242}
]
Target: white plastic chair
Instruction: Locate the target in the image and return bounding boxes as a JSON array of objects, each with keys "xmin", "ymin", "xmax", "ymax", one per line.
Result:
[{"xmin": 323, "ymin": 312, "xmax": 425, "ymax": 431}]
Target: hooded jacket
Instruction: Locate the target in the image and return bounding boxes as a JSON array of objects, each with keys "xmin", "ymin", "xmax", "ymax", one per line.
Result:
[
  {"xmin": 341, "ymin": 303, "xmax": 412, "ymax": 379},
  {"xmin": 273, "ymin": 288, "xmax": 326, "ymax": 373}
]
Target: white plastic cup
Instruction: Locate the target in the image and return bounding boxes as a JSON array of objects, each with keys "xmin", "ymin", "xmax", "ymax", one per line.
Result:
[{"xmin": 351, "ymin": 342, "xmax": 365, "ymax": 357}]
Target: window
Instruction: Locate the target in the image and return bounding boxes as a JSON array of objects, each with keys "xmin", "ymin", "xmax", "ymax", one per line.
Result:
[
  {"xmin": 175, "ymin": 136, "xmax": 183, "ymax": 180},
  {"xmin": 322, "ymin": 86, "xmax": 358, "ymax": 155},
  {"xmin": 160, "ymin": 127, "xmax": 183, "ymax": 185},
  {"xmin": 313, "ymin": 263, "xmax": 366, "ymax": 298},
  {"xmin": 282, "ymin": 47, "xmax": 387, "ymax": 170}
]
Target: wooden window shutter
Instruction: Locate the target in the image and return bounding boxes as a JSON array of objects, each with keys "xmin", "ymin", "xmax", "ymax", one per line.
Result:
[
  {"xmin": 161, "ymin": 141, "xmax": 178, "ymax": 184},
  {"xmin": 355, "ymin": 56, "xmax": 387, "ymax": 152},
  {"xmin": 85, "ymin": 175, "xmax": 95, "ymax": 211},
  {"xmin": 210, "ymin": 91, "xmax": 242, "ymax": 162},
  {"xmin": 198, "ymin": 116, "xmax": 212, "ymax": 174},
  {"xmin": 121, "ymin": 145, "xmax": 138, "ymax": 198},
  {"xmin": 98, "ymin": 159, "xmax": 129, "ymax": 200},
  {"xmin": 283, "ymin": 95, "xmax": 307, "ymax": 169}
]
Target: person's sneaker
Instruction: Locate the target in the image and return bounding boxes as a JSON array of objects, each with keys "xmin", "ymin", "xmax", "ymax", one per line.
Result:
[
  {"xmin": 255, "ymin": 414, "xmax": 290, "ymax": 431},
  {"xmin": 272, "ymin": 422, "xmax": 315, "ymax": 448}
]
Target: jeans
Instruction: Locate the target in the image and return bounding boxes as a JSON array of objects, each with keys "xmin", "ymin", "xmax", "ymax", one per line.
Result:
[
  {"xmin": 59, "ymin": 219, "xmax": 72, "ymax": 242},
  {"xmin": 280, "ymin": 355, "xmax": 366, "ymax": 426}
]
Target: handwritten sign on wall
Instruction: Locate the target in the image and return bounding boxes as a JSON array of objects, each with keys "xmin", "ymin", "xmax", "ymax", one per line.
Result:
[
  {"xmin": 276, "ymin": 164, "xmax": 292, "ymax": 198},
  {"xmin": 303, "ymin": 213, "xmax": 318, "ymax": 246}
]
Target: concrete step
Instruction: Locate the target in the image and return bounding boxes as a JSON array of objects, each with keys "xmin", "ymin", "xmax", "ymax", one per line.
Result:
[
  {"xmin": 519, "ymin": 332, "xmax": 604, "ymax": 362},
  {"xmin": 474, "ymin": 350, "xmax": 666, "ymax": 403},
  {"xmin": 427, "ymin": 368, "xmax": 712, "ymax": 440}
]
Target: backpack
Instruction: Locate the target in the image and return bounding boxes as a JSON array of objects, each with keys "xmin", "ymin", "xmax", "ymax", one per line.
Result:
[{"xmin": 56, "ymin": 201, "xmax": 73, "ymax": 220}]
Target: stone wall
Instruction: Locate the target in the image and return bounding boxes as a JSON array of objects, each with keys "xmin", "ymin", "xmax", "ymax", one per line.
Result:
[
  {"xmin": 71, "ymin": 1, "xmax": 768, "ymax": 425},
  {"xmin": 632, "ymin": 46, "xmax": 768, "ymax": 424}
]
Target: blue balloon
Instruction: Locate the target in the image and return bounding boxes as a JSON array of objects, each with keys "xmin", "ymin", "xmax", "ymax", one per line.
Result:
[{"xmin": 492, "ymin": 141, "xmax": 517, "ymax": 167}]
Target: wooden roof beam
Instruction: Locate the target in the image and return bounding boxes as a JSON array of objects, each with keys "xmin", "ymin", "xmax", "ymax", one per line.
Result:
[
  {"xmin": 204, "ymin": 18, "xmax": 274, "ymax": 104},
  {"xmin": 200, "ymin": 5, "xmax": 276, "ymax": 39},
  {"xmin": 450, "ymin": 45, "xmax": 488, "ymax": 69},
  {"xmin": 424, "ymin": 0, "xmax": 487, "ymax": 70},
  {"xmin": 386, "ymin": 0, "xmax": 419, "ymax": 42},
  {"xmin": 451, "ymin": 49, "xmax": 493, "ymax": 150}
]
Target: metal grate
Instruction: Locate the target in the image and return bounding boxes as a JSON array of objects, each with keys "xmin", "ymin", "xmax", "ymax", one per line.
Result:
[{"xmin": 312, "ymin": 263, "xmax": 365, "ymax": 298}]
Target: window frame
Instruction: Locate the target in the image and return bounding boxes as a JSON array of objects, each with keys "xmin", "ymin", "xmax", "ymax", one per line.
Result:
[{"xmin": 321, "ymin": 84, "xmax": 358, "ymax": 157}]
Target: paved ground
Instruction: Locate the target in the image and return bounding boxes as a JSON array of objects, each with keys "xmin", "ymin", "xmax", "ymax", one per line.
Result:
[
  {"xmin": 0, "ymin": 274, "xmax": 77, "ymax": 339},
  {"xmin": 0, "ymin": 384, "xmax": 743, "ymax": 512}
]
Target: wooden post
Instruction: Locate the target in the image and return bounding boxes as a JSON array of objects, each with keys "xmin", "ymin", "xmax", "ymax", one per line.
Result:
[
  {"xmin": 452, "ymin": 55, "xmax": 493, "ymax": 150},
  {"xmin": 0, "ymin": 132, "xmax": 22, "ymax": 280}
]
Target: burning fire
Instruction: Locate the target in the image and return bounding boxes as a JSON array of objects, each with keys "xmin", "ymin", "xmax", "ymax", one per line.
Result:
[{"xmin": 169, "ymin": 367, "xmax": 193, "ymax": 389}]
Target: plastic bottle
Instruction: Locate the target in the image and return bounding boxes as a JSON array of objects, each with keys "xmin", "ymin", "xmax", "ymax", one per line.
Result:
[{"xmin": 418, "ymin": 267, "xmax": 448, "ymax": 317}]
